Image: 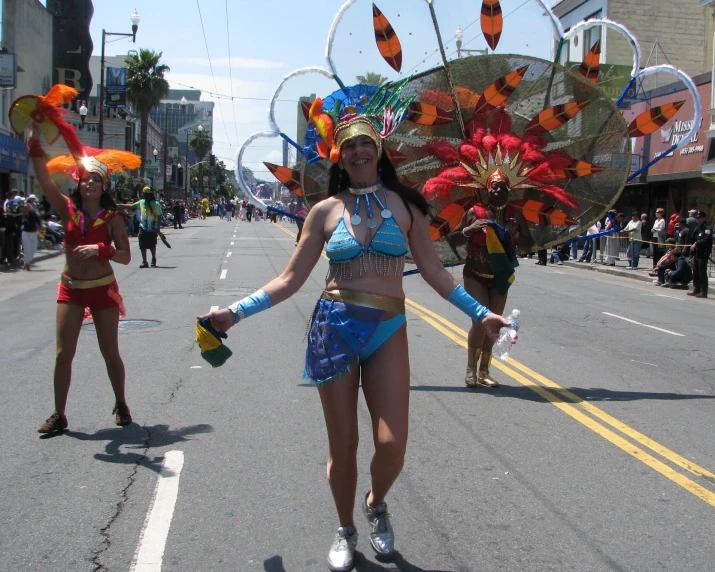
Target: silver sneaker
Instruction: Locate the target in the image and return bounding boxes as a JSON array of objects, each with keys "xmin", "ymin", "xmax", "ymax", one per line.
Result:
[
  {"xmin": 327, "ymin": 526, "xmax": 358, "ymax": 572},
  {"xmin": 362, "ymin": 492, "xmax": 395, "ymax": 556}
]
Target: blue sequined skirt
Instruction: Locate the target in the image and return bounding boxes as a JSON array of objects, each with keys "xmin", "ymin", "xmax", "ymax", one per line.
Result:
[{"xmin": 304, "ymin": 290, "xmax": 406, "ymax": 385}]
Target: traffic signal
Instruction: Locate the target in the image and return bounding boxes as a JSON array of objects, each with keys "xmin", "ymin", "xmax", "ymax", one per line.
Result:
[
  {"xmin": 209, "ymin": 154, "xmax": 216, "ymax": 167},
  {"xmin": 177, "ymin": 165, "xmax": 184, "ymax": 186}
]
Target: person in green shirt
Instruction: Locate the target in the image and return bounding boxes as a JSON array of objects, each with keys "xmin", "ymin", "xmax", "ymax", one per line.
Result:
[{"xmin": 124, "ymin": 187, "xmax": 163, "ymax": 268}]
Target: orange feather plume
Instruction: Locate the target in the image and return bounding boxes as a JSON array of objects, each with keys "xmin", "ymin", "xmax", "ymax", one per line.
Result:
[
  {"xmin": 42, "ymin": 84, "xmax": 79, "ymax": 107},
  {"xmin": 308, "ymin": 98, "xmax": 335, "ymax": 159}
]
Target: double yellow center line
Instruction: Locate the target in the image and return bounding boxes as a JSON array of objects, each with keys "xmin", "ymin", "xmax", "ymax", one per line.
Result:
[
  {"xmin": 274, "ymin": 222, "xmax": 715, "ymax": 508},
  {"xmin": 404, "ymin": 297, "xmax": 715, "ymax": 509}
]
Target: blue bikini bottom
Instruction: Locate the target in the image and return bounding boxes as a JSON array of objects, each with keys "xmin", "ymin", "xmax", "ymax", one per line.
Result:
[{"xmin": 304, "ymin": 289, "xmax": 406, "ymax": 385}]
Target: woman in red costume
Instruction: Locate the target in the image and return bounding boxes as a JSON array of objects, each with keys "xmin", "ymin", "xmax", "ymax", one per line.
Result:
[
  {"xmin": 449, "ymin": 171, "xmax": 533, "ymax": 388},
  {"xmin": 424, "ymin": 109, "xmax": 584, "ymax": 388},
  {"xmin": 29, "ymin": 129, "xmax": 135, "ymax": 433}
]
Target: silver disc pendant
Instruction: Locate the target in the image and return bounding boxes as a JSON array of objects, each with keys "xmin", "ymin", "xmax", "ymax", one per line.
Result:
[
  {"xmin": 350, "ymin": 214, "xmax": 362, "ymax": 226},
  {"xmin": 380, "ymin": 209, "xmax": 392, "ymax": 219},
  {"xmin": 367, "ymin": 217, "xmax": 378, "ymax": 229}
]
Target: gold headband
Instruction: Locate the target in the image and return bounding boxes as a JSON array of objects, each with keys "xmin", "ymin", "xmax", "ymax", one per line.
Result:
[
  {"xmin": 334, "ymin": 116, "xmax": 382, "ymax": 159},
  {"xmin": 78, "ymin": 156, "xmax": 109, "ymax": 182}
]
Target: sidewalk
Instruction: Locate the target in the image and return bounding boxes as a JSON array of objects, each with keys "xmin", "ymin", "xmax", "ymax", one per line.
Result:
[{"xmin": 556, "ymin": 256, "xmax": 714, "ymax": 287}]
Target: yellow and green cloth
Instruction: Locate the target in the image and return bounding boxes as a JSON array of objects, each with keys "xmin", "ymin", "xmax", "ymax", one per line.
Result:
[
  {"xmin": 195, "ymin": 318, "xmax": 232, "ymax": 367},
  {"xmin": 484, "ymin": 222, "xmax": 518, "ymax": 295}
]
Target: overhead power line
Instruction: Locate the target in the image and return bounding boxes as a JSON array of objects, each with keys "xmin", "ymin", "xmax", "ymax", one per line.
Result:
[
  {"xmin": 225, "ymin": 0, "xmax": 242, "ymax": 148},
  {"xmin": 196, "ymin": 0, "xmax": 234, "ymax": 151}
]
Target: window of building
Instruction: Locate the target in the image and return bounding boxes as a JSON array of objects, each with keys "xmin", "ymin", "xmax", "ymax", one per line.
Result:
[
  {"xmin": 583, "ymin": 10, "xmax": 603, "ymax": 52},
  {"xmin": 560, "ymin": 38, "xmax": 570, "ymax": 65}
]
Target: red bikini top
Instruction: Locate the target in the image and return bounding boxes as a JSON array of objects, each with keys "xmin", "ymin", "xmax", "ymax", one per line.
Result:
[{"xmin": 64, "ymin": 199, "xmax": 118, "ymax": 247}]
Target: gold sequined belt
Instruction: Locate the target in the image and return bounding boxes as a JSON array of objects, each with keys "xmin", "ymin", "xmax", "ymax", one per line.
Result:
[
  {"xmin": 60, "ymin": 273, "xmax": 116, "ymax": 289},
  {"xmin": 466, "ymin": 270, "xmax": 495, "ymax": 279},
  {"xmin": 322, "ymin": 289, "xmax": 405, "ymax": 315}
]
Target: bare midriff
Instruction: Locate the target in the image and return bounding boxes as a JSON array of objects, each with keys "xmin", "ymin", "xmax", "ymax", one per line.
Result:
[{"xmin": 63, "ymin": 256, "xmax": 114, "ymax": 281}]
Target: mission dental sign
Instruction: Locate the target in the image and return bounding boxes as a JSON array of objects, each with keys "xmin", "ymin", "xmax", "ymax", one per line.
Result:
[{"xmin": 634, "ymin": 80, "xmax": 711, "ymax": 178}]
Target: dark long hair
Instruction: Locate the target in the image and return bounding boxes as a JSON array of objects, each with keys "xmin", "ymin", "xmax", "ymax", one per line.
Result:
[
  {"xmin": 71, "ymin": 179, "xmax": 118, "ymax": 212},
  {"xmin": 327, "ymin": 153, "xmax": 429, "ymax": 216}
]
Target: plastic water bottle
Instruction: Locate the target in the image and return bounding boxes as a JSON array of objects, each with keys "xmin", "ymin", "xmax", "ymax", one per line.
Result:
[{"xmin": 494, "ymin": 309, "xmax": 520, "ymax": 360}]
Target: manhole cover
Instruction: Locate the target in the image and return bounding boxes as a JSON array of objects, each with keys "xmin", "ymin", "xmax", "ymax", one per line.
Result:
[{"xmin": 82, "ymin": 319, "xmax": 162, "ymax": 332}]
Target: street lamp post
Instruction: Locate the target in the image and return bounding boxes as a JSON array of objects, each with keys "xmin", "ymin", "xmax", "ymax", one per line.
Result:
[
  {"xmin": 152, "ymin": 148, "xmax": 158, "ymax": 189},
  {"xmin": 185, "ymin": 127, "xmax": 192, "ymax": 203},
  {"xmin": 455, "ymin": 26, "xmax": 489, "ymax": 58},
  {"xmin": 98, "ymin": 10, "xmax": 140, "ymax": 148}
]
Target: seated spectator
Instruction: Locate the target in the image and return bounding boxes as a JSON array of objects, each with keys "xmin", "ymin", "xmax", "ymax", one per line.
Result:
[
  {"xmin": 549, "ymin": 243, "xmax": 569, "ymax": 265},
  {"xmin": 649, "ymin": 238, "xmax": 676, "ymax": 277},
  {"xmin": 660, "ymin": 248, "xmax": 692, "ymax": 289}
]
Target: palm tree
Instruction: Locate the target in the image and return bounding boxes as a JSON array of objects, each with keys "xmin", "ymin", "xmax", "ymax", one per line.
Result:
[
  {"xmin": 356, "ymin": 72, "xmax": 389, "ymax": 85},
  {"xmin": 125, "ymin": 49, "xmax": 170, "ymax": 178},
  {"xmin": 189, "ymin": 127, "xmax": 213, "ymax": 162}
]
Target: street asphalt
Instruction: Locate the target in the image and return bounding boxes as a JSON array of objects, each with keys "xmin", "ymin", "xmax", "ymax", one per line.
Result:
[{"xmin": 0, "ymin": 216, "xmax": 714, "ymax": 572}]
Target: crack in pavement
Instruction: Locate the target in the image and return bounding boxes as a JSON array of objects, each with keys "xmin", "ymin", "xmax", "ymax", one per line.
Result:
[{"xmin": 89, "ymin": 426, "xmax": 152, "ymax": 572}]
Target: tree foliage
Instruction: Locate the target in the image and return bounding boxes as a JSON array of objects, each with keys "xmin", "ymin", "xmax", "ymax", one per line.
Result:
[
  {"xmin": 125, "ymin": 50, "xmax": 170, "ymax": 178},
  {"xmin": 114, "ymin": 173, "xmax": 150, "ymax": 200},
  {"xmin": 356, "ymin": 72, "xmax": 389, "ymax": 85},
  {"xmin": 189, "ymin": 129, "xmax": 213, "ymax": 162}
]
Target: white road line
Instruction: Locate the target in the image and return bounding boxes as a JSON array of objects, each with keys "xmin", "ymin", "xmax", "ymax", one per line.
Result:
[
  {"xmin": 226, "ymin": 252, "xmax": 232, "ymax": 258},
  {"xmin": 630, "ymin": 359, "xmax": 659, "ymax": 367},
  {"xmin": 210, "ymin": 306, "xmax": 219, "ymax": 312},
  {"xmin": 639, "ymin": 293, "xmax": 683, "ymax": 301},
  {"xmin": 232, "ymin": 235, "xmax": 236, "ymax": 238},
  {"xmin": 230, "ymin": 242, "xmax": 234, "ymax": 246},
  {"xmin": 602, "ymin": 312, "xmax": 685, "ymax": 337},
  {"xmin": 220, "ymin": 269, "xmax": 228, "ymax": 280},
  {"xmin": 130, "ymin": 450, "xmax": 185, "ymax": 572}
]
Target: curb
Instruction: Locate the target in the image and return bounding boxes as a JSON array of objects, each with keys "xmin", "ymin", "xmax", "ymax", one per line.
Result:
[
  {"xmin": 560, "ymin": 260, "xmax": 654, "ymax": 283},
  {"xmin": 559, "ymin": 259, "xmax": 714, "ymax": 287}
]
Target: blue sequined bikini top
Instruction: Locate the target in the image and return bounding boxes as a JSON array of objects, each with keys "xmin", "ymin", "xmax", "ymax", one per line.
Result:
[{"xmin": 326, "ymin": 192, "xmax": 408, "ymax": 263}]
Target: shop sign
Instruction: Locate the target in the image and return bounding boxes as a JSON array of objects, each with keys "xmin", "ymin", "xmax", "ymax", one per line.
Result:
[
  {"xmin": 566, "ymin": 63, "xmax": 636, "ymax": 101},
  {"xmin": 629, "ymin": 81, "xmax": 711, "ymax": 177},
  {"xmin": 105, "ymin": 66, "xmax": 126, "ymax": 109},
  {"xmin": 0, "ymin": 133, "xmax": 29, "ymax": 173},
  {"xmin": 0, "ymin": 54, "xmax": 17, "ymax": 87}
]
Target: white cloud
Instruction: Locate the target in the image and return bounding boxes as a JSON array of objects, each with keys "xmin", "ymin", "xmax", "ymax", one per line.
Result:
[{"xmin": 172, "ymin": 57, "xmax": 287, "ymax": 70}]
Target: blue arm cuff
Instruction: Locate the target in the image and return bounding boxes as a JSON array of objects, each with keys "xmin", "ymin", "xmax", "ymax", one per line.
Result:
[
  {"xmin": 447, "ymin": 284, "xmax": 492, "ymax": 323},
  {"xmin": 227, "ymin": 289, "xmax": 272, "ymax": 324}
]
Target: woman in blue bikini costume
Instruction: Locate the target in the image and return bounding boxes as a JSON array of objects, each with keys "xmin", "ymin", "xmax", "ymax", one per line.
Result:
[{"xmin": 199, "ymin": 104, "xmax": 511, "ymax": 570}]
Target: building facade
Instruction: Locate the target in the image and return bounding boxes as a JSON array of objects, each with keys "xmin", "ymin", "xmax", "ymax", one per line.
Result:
[
  {"xmin": 552, "ymin": 0, "xmax": 713, "ymax": 81},
  {"xmin": 0, "ymin": 0, "xmax": 53, "ymax": 199},
  {"xmin": 619, "ymin": 75, "xmax": 713, "ymax": 218},
  {"xmin": 553, "ymin": 0, "xmax": 715, "ymax": 220}
]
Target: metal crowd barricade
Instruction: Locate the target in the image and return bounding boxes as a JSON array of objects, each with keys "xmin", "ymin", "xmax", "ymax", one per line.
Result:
[{"xmin": 592, "ymin": 233, "xmax": 629, "ymax": 265}]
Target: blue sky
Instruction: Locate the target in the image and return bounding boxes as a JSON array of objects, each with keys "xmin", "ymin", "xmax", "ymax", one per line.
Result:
[{"xmin": 81, "ymin": 0, "xmax": 556, "ymax": 177}]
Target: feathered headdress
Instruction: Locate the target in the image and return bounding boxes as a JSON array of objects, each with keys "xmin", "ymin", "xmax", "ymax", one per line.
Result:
[
  {"xmin": 47, "ymin": 147, "xmax": 142, "ymax": 182},
  {"xmin": 306, "ymin": 78, "xmax": 416, "ymax": 164},
  {"xmin": 10, "ymin": 84, "xmax": 141, "ymax": 182},
  {"xmin": 9, "ymin": 84, "xmax": 84, "ymax": 157},
  {"xmin": 423, "ymin": 108, "xmax": 591, "ymax": 212}
]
